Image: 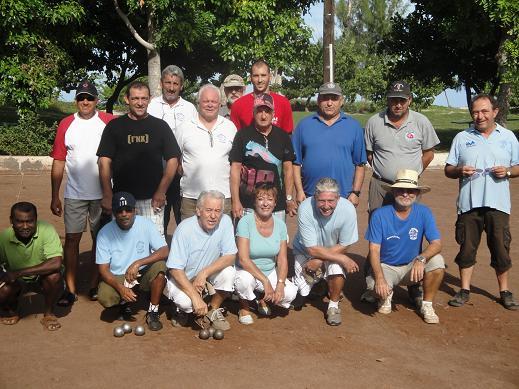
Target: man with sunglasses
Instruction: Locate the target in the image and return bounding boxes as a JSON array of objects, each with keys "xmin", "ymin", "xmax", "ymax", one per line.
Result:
[
  {"xmin": 292, "ymin": 82, "xmax": 366, "ymax": 208},
  {"xmin": 96, "ymin": 192, "xmax": 169, "ymax": 330},
  {"xmin": 365, "ymin": 169, "xmax": 445, "ymax": 324},
  {"xmin": 445, "ymin": 94, "xmax": 519, "ymax": 310},
  {"xmin": 50, "ymin": 80, "xmax": 114, "ymax": 306}
]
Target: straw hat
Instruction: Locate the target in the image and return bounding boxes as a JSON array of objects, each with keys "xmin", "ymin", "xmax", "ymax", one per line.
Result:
[{"xmin": 382, "ymin": 169, "xmax": 431, "ymax": 193}]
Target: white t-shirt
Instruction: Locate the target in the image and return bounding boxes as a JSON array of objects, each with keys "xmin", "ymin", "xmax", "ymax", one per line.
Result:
[
  {"xmin": 148, "ymin": 96, "xmax": 197, "ymax": 136},
  {"xmin": 176, "ymin": 115, "xmax": 237, "ymax": 199}
]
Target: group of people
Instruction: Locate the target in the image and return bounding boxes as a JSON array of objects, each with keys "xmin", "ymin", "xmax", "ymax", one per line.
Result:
[{"xmin": 1, "ymin": 59, "xmax": 518, "ymax": 333}]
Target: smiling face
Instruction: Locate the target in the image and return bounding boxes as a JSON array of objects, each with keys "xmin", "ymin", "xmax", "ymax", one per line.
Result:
[
  {"xmin": 161, "ymin": 74, "xmax": 183, "ymax": 105},
  {"xmin": 125, "ymin": 86, "xmax": 150, "ymax": 120},
  {"xmin": 471, "ymin": 97, "xmax": 498, "ymax": 134},
  {"xmin": 315, "ymin": 191, "xmax": 339, "ymax": 217},
  {"xmin": 254, "ymin": 189, "xmax": 277, "ymax": 219},
  {"xmin": 11, "ymin": 210, "xmax": 37, "ymax": 242},
  {"xmin": 75, "ymin": 94, "xmax": 98, "ymax": 119},
  {"xmin": 251, "ymin": 64, "xmax": 271, "ymax": 94},
  {"xmin": 387, "ymin": 96, "xmax": 411, "ymax": 121},
  {"xmin": 198, "ymin": 87, "xmax": 220, "ymax": 122},
  {"xmin": 196, "ymin": 197, "xmax": 223, "ymax": 232},
  {"xmin": 392, "ymin": 188, "xmax": 419, "ymax": 210}
]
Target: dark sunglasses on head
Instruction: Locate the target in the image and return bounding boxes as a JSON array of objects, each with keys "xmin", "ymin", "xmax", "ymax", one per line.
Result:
[{"xmin": 76, "ymin": 94, "xmax": 96, "ymax": 102}]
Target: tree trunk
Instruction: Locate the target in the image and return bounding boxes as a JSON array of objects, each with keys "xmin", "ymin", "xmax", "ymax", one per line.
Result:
[
  {"xmin": 465, "ymin": 81, "xmax": 472, "ymax": 110},
  {"xmin": 106, "ymin": 72, "xmax": 142, "ymax": 113},
  {"xmin": 305, "ymin": 95, "xmax": 312, "ymax": 112},
  {"xmin": 147, "ymin": 9, "xmax": 161, "ymax": 97},
  {"xmin": 494, "ymin": 33, "xmax": 511, "ymax": 126}
]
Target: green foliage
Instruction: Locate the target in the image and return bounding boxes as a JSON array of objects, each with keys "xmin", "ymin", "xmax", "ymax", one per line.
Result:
[{"xmin": 0, "ymin": 112, "xmax": 55, "ymax": 156}]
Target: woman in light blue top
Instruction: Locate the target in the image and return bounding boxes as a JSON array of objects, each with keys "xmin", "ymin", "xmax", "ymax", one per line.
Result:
[{"xmin": 235, "ymin": 183, "xmax": 297, "ymax": 325}]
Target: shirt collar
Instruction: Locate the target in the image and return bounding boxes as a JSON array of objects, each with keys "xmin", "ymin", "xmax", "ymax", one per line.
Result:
[{"xmin": 312, "ymin": 111, "xmax": 347, "ymax": 125}]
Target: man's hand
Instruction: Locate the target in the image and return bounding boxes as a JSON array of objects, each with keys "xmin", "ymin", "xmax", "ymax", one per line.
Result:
[
  {"xmin": 192, "ymin": 294, "xmax": 208, "ymax": 317},
  {"xmin": 125, "ymin": 261, "xmax": 140, "ymax": 283},
  {"xmin": 0, "ymin": 270, "xmax": 18, "ymax": 284},
  {"xmin": 304, "ymin": 258, "xmax": 323, "ymax": 273},
  {"xmin": 101, "ymin": 194, "xmax": 113, "ymax": 215},
  {"xmin": 50, "ymin": 198, "xmax": 63, "ymax": 217},
  {"xmin": 491, "ymin": 166, "xmax": 508, "ymax": 179},
  {"xmin": 459, "ymin": 165, "xmax": 476, "ymax": 178},
  {"xmin": 296, "ymin": 191, "xmax": 306, "ymax": 205},
  {"xmin": 410, "ymin": 260, "xmax": 425, "ymax": 283},
  {"xmin": 232, "ymin": 200, "xmax": 244, "ymax": 219},
  {"xmin": 374, "ymin": 278, "xmax": 391, "ymax": 300},
  {"xmin": 118, "ymin": 285, "xmax": 137, "ymax": 302},
  {"xmin": 286, "ymin": 200, "xmax": 297, "ymax": 217},
  {"xmin": 339, "ymin": 255, "xmax": 359, "ymax": 274},
  {"xmin": 151, "ymin": 191, "xmax": 166, "ymax": 210},
  {"xmin": 192, "ymin": 272, "xmax": 207, "ymax": 295},
  {"xmin": 273, "ymin": 283, "xmax": 285, "ymax": 305},
  {"xmin": 347, "ymin": 193, "xmax": 360, "ymax": 208}
]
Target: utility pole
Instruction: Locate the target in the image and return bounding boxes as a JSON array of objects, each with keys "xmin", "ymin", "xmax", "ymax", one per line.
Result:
[{"xmin": 323, "ymin": 0, "xmax": 335, "ymax": 83}]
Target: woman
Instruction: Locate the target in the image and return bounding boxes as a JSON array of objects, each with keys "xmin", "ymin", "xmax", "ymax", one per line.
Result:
[{"xmin": 234, "ymin": 182, "xmax": 297, "ymax": 325}]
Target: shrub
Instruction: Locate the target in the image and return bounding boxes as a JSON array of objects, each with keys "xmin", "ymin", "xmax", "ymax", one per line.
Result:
[{"xmin": 0, "ymin": 112, "xmax": 55, "ymax": 156}]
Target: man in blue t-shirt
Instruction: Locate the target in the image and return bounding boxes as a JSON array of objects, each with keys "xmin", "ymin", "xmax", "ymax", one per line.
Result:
[
  {"xmin": 96, "ymin": 192, "xmax": 169, "ymax": 331},
  {"xmin": 164, "ymin": 190, "xmax": 237, "ymax": 331},
  {"xmin": 365, "ymin": 170, "xmax": 445, "ymax": 324}
]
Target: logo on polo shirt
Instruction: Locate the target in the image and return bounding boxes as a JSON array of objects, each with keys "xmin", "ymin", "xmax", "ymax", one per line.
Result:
[
  {"xmin": 405, "ymin": 131, "xmax": 416, "ymax": 140},
  {"xmin": 465, "ymin": 140, "xmax": 476, "ymax": 148},
  {"xmin": 136, "ymin": 241, "xmax": 145, "ymax": 254},
  {"xmin": 408, "ymin": 228, "xmax": 418, "ymax": 240}
]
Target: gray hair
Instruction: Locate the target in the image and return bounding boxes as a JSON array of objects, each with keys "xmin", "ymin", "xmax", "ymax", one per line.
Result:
[
  {"xmin": 197, "ymin": 83, "xmax": 221, "ymax": 104},
  {"xmin": 314, "ymin": 178, "xmax": 340, "ymax": 196},
  {"xmin": 161, "ymin": 65, "xmax": 184, "ymax": 83},
  {"xmin": 196, "ymin": 190, "xmax": 225, "ymax": 209}
]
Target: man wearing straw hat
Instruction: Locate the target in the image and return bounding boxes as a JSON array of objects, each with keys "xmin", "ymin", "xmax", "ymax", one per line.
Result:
[{"xmin": 365, "ymin": 169, "xmax": 445, "ymax": 324}]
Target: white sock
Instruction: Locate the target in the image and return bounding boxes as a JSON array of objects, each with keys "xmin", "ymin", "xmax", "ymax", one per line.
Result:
[
  {"xmin": 328, "ymin": 300, "xmax": 339, "ymax": 310},
  {"xmin": 422, "ymin": 300, "xmax": 432, "ymax": 307},
  {"xmin": 148, "ymin": 303, "xmax": 159, "ymax": 312}
]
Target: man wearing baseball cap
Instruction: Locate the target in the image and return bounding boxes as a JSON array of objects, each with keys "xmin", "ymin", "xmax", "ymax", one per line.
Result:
[
  {"xmin": 364, "ymin": 80, "xmax": 440, "ymax": 213},
  {"xmin": 292, "ymin": 82, "xmax": 366, "ymax": 207},
  {"xmin": 219, "ymin": 74, "xmax": 246, "ymax": 119},
  {"xmin": 229, "ymin": 93, "xmax": 296, "ymax": 220},
  {"xmin": 96, "ymin": 192, "xmax": 169, "ymax": 330},
  {"xmin": 50, "ymin": 79, "xmax": 115, "ymax": 306},
  {"xmin": 148, "ymin": 65, "xmax": 197, "ymax": 234},
  {"xmin": 365, "ymin": 169, "xmax": 445, "ymax": 324}
]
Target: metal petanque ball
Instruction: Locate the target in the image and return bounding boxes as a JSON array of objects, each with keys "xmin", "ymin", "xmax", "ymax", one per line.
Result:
[
  {"xmin": 213, "ymin": 329, "xmax": 224, "ymax": 340},
  {"xmin": 208, "ymin": 326, "xmax": 215, "ymax": 338},
  {"xmin": 199, "ymin": 329, "xmax": 210, "ymax": 340},
  {"xmin": 134, "ymin": 325, "xmax": 145, "ymax": 336},
  {"xmin": 122, "ymin": 323, "xmax": 132, "ymax": 334},
  {"xmin": 113, "ymin": 326, "xmax": 125, "ymax": 338}
]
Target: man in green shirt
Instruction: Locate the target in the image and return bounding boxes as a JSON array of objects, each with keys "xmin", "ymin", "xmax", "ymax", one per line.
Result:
[{"xmin": 0, "ymin": 202, "xmax": 64, "ymax": 331}]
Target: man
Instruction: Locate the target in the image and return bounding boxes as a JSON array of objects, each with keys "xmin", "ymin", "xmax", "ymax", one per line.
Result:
[
  {"xmin": 365, "ymin": 80, "xmax": 440, "ymax": 212},
  {"xmin": 445, "ymin": 94, "xmax": 519, "ymax": 310},
  {"xmin": 164, "ymin": 190, "xmax": 237, "ymax": 331},
  {"xmin": 50, "ymin": 80, "xmax": 114, "ymax": 306},
  {"xmin": 365, "ymin": 169, "xmax": 445, "ymax": 324},
  {"xmin": 292, "ymin": 82, "xmax": 366, "ymax": 207},
  {"xmin": 97, "ymin": 80, "xmax": 181, "ymax": 237},
  {"xmin": 0, "ymin": 202, "xmax": 63, "ymax": 331},
  {"xmin": 219, "ymin": 74, "xmax": 246, "ymax": 119},
  {"xmin": 176, "ymin": 84, "xmax": 237, "ymax": 219},
  {"xmin": 96, "ymin": 192, "xmax": 169, "ymax": 330},
  {"xmin": 229, "ymin": 93, "xmax": 296, "ymax": 221},
  {"xmin": 148, "ymin": 65, "xmax": 197, "ymax": 232},
  {"xmin": 291, "ymin": 178, "xmax": 359, "ymax": 326},
  {"xmin": 230, "ymin": 59, "xmax": 293, "ymax": 133}
]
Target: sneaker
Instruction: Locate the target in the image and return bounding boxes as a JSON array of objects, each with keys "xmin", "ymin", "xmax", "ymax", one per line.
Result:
[
  {"xmin": 146, "ymin": 311, "xmax": 163, "ymax": 331},
  {"xmin": 360, "ymin": 290, "xmax": 377, "ymax": 304},
  {"xmin": 238, "ymin": 312, "xmax": 254, "ymax": 325},
  {"xmin": 326, "ymin": 307, "xmax": 342, "ymax": 326},
  {"xmin": 408, "ymin": 284, "xmax": 423, "ymax": 308},
  {"xmin": 207, "ymin": 308, "xmax": 231, "ymax": 331},
  {"xmin": 118, "ymin": 304, "xmax": 136, "ymax": 322},
  {"xmin": 500, "ymin": 290, "xmax": 519, "ymax": 311},
  {"xmin": 448, "ymin": 289, "xmax": 470, "ymax": 307},
  {"xmin": 420, "ymin": 302, "xmax": 439, "ymax": 324},
  {"xmin": 170, "ymin": 308, "xmax": 190, "ymax": 327},
  {"xmin": 377, "ymin": 292, "xmax": 393, "ymax": 314}
]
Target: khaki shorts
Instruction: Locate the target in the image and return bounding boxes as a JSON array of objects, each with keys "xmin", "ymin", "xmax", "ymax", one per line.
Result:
[
  {"xmin": 97, "ymin": 261, "xmax": 167, "ymax": 308},
  {"xmin": 64, "ymin": 199, "xmax": 102, "ymax": 236}
]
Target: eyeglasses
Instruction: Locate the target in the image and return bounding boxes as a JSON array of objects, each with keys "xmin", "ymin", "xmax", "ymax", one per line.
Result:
[
  {"xmin": 393, "ymin": 188, "xmax": 419, "ymax": 194},
  {"xmin": 76, "ymin": 94, "xmax": 96, "ymax": 102}
]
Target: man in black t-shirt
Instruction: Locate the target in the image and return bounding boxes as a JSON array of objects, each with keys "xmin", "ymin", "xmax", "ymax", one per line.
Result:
[
  {"xmin": 229, "ymin": 94, "xmax": 296, "ymax": 221},
  {"xmin": 97, "ymin": 81, "xmax": 180, "ymax": 237}
]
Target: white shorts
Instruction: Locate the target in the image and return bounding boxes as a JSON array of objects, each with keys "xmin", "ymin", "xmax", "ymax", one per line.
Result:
[{"xmin": 291, "ymin": 253, "xmax": 346, "ymax": 297}]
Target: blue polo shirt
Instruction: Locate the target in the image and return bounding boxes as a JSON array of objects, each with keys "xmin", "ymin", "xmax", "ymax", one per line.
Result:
[
  {"xmin": 446, "ymin": 125, "xmax": 519, "ymax": 215},
  {"xmin": 292, "ymin": 112, "xmax": 367, "ymax": 197}
]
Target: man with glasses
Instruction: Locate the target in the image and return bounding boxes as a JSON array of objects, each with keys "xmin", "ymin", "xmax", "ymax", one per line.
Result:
[
  {"xmin": 365, "ymin": 170, "xmax": 445, "ymax": 324},
  {"xmin": 445, "ymin": 94, "xmax": 519, "ymax": 310},
  {"xmin": 50, "ymin": 80, "xmax": 114, "ymax": 306},
  {"xmin": 148, "ymin": 65, "xmax": 197, "ymax": 232},
  {"xmin": 292, "ymin": 82, "xmax": 366, "ymax": 208},
  {"xmin": 219, "ymin": 74, "xmax": 245, "ymax": 119}
]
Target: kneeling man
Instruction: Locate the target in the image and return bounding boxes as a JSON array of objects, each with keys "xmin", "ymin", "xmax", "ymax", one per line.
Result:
[
  {"xmin": 365, "ymin": 169, "xmax": 445, "ymax": 324},
  {"xmin": 0, "ymin": 202, "xmax": 63, "ymax": 331},
  {"xmin": 292, "ymin": 178, "xmax": 360, "ymax": 326},
  {"xmin": 164, "ymin": 190, "xmax": 237, "ymax": 331},
  {"xmin": 96, "ymin": 192, "xmax": 168, "ymax": 331}
]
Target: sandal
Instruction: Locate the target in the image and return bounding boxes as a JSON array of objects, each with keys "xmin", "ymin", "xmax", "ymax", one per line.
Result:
[
  {"xmin": 40, "ymin": 315, "xmax": 61, "ymax": 331},
  {"xmin": 57, "ymin": 291, "xmax": 78, "ymax": 307},
  {"xmin": 0, "ymin": 315, "xmax": 20, "ymax": 325}
]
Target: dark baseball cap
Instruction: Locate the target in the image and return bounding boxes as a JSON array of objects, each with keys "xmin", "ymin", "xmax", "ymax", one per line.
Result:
[
  {"xmin": 253, "ymin": 93, "xmax": 274, "ymax": 110},
  {"xmin": 387, "ymin": 80, "xmax": 411, "ymax": 98},
  {"xmin": 112, "ymin": 192, "xmax": 136, "ymax": 212},
  {"xmin": 76, "ymin": 80, "xmax": 98, "ymax": 98},
  {"xmin": 318, "ymin": 82, "xmax": 342, "ymax": 96}
]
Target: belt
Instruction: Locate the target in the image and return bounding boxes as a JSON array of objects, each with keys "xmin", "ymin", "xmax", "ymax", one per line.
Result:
[{"xmin": 372, "ymin": 172, "xmax": 393, "ymax": 185}]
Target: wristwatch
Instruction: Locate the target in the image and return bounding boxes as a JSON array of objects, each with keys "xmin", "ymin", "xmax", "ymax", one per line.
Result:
[
  {"xmin": 277, "ymin": 279, "xmax": 285, "ymax": 285},
  {"xmin": 415, "ymin": 255, "xmax": 426, "ymax": 264},
  {"xmin": 506, "ymin": 170, "xmax": 512, "ymax": 178},
  {"xmin": 351, "ymin": 191, "xmax": 361, "ymax": 197},
  {"xmin": 286, "ymin": 195, "xmax": 294, "ymax": 202}
]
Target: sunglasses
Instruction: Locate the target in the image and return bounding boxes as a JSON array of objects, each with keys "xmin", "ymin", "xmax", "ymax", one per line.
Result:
[{"xmin": 76, "ymin": 94, "xmax": 96, "ymax": 102}]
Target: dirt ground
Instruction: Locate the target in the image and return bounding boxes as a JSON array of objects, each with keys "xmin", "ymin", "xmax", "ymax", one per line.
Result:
[{"xmin": 0, "ymin": 169, "xmax": 518, "ymax": 389}]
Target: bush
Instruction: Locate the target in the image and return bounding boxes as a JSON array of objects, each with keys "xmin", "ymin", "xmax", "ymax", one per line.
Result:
[{"xmin": 0, "ymin": 112, "xmax": 55, "ymax": 156}]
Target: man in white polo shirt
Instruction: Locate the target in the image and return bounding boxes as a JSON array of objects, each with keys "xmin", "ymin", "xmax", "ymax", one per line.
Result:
[
  {"xmin": 50, "ymin": 80, "xmax": 114, "ymax": 306},
  {"xmin": 175, "ymin": 84, "xmax": 237, "ymax": 219},
  {"xmin": 148, "ymin": 65, "xmax": 197, "ymax": 232}
]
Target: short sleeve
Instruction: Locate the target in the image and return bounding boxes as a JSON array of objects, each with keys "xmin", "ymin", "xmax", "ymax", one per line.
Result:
[
  {"xmin": 161, "ymin": 121, "xmax": 181, "ymax": 160},
  {"xmin": 281, "ymin": 132, "xmax": 296, "ymax": 162},
  {"xmin": 420, "ymin": 116, "xmax": 440, "ymax": 150},
  {"xmin": 41, "ymin": 224, "xmax": 63, "ymax": 259},
  {"xmin": 219, "ymin": 215, "xmax": 238, "ymax": 255},
  {"xmin": 292, "ymin": 124, "xmax": 303, "ymax": 165},
  {"xmin": 166, "ymin": 227, "xmax": 189, "ymax": 270},
  {"xmin": 96, "ymin": 120, "xmax": 117, "ymax": 158},
  {"xmin": 297, "ymin": 201, "xmax": 319, "ymax": 248},
  {"xmin": 277, "ymin": 218, "xmax": 288, "ymax": 242},
  {"xmin": 423, "ymin": 207, "xmax": 441, "ymax": 242},
  {"xmin": 365, "ymin": 209, "xmax": 383, "ymax": 244},
  {"xmin": 338, "ymin": 202, "xmax": 359, "ymax": 246},
  {"xmin": 445, "ymin": 133, "xmax": 461, "ymax": 166},
  {"xmin": 50, "ymin": 115, "xmax": 74, "ymax": 160},
  {"xmin": 145, "ymin": 219, "xmax": 167, "ymax": 251},
  {"xmin": 95, "ymin": 226, "xmax": 111, "ymax": 265},
  {"xmin": 229, "ymin": 131, "xmax": 244, "ymax": 163},
  {"xmin": 364, "ymin": 116, "xmax": 375, "ymax": 152},
  {"xmin": 236, "ymin": 214, "xmax": 252, "ymax": 239}
]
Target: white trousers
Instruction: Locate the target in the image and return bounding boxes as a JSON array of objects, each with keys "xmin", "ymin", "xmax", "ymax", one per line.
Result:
[
  {"xmin": 234, "ymin": 268, "xmax": 298, "ymax": 309},
  {"xmin": 291, "ymin": 253, "xmax": 346, "ymax": 297},
  {"xmin": 163, "ymin": 266, "xmax": 236, "ymax": 313}
]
